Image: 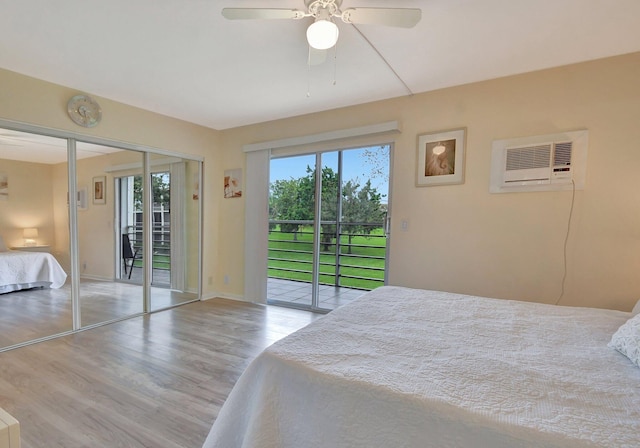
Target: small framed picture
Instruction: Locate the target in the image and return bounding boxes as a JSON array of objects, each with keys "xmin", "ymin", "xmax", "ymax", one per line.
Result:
[
  {"xmin": 0, "ymin": 172, "xmax": 8, "ymax": 201},
  {"xmin": 93, "ymin": 176, "xmax": 106, "ymax": 205},
  {"xmin": 416, "ymin": 128, "xmax": 466, "ymax": 187},
  {"xmin": 224, "ymin": 169, "xmax": 242, "ymax": 199}
]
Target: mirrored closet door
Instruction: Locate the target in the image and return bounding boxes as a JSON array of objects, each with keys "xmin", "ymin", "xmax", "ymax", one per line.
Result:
[
  {"xmin": 76, "ymin": 142, "xmax": 145, "ymax": 327},
  {"xmin": 0, "ymin": 129, "xmax": 73, "ymax": 348},
  {"xmin": 148, "ymin": 153, "xmax": 201, "ymax": 311},
  {"xmin": 0, "ymin": 123, "xmax": 202, "ymax": 351}
]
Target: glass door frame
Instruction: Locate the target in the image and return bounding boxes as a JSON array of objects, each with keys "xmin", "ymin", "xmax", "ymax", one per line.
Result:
[{"xmin": 267, "ymin": 144, "xmax": 393, "ymax": 312}]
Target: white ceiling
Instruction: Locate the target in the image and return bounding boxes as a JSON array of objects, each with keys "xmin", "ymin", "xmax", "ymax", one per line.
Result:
[
  {"xmin": 1, "ymin": 0, "xmax": 640, "ymax": 131},
  {"xmin": 0, "ymin": 129, "xmax": 121, "ymax": 164}
]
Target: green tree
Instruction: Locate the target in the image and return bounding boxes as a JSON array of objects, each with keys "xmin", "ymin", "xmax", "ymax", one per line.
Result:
[
  {"xmin": 360, "ymin": 146, "xmax": 390, "ymax": 181},
  {"xmin": 152, "ymin": 173, "xmax": 170, "ymax": 208},
  {"xmin": 341, "ymin": 178, "xmax": 386, "ymax": 253},
  {"xmin": 312, "ymin": 166, "xmax": 339, "ymax": 251},
  {"xmin": 133, "ymin": 173, "xmax": 171, "ymax": 211},
  {"xmin": 270, "ymin": 168, "xmax": 385, "ymax": 252},
  {"xmin": 269, "ymin": 173, "xmax": 314, "ymax": 240}
]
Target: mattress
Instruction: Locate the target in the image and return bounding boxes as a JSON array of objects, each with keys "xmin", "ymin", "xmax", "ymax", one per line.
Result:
[
  {"xmin": 203, "ymin": 286, "xmax": 640, "ymax": 448},
  {"xmin": 0, "ymin": 250, "xmax": 67, "ymax": 294}
]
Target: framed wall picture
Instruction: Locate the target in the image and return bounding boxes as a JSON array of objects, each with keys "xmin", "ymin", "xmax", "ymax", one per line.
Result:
[
  {"xmin": 224, "ymin": 169, "xmax": 243, "ymax": 198},
  {"xmin": 93, "ymin": 176, "xmax": 106, "ymax": 204},
  {"xmin": 0, "ymin": 172, "xmax": 7, "ymax": 200},
  {"xmin": 416, "ymin": 128, "xmax": 466, "ymax": 186}
]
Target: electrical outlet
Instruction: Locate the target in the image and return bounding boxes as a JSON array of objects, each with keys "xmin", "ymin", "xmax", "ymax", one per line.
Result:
[
  {"xmin": 82, "ymin": 262, "xmax": 87, "ymax": 271},
  {"xmin": 224, "ymin": 275, "xmax": 229, "ymax": 285},
  {"xmin": 208, "ymin": 276, "xmax": 213, "ymax": 286}
]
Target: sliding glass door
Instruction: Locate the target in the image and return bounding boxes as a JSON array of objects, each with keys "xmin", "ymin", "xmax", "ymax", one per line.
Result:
[
  {"xmin": 268, "ymin": 153, "xmax": 317, "ymax": 307},
  {"xmin": 267, "ymin": 145, "xmax": 390, "ymax": 311}
]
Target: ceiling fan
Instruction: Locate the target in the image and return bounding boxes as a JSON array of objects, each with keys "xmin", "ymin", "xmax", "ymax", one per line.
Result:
[{"xmin": 222, "ymin": 0, "xmax": 421, "ymax": 51}]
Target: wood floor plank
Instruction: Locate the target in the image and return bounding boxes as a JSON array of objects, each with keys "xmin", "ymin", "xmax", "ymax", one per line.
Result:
[
  {"xmin": 0, "ymin": 298, "xmax": 317, "ymax": 448},
  {"xmin": 0, "ymin": 279, "xmax": 198, "ymax": 348}
]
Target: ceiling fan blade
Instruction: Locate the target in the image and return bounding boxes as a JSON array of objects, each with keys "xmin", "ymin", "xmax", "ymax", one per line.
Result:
[
  {"xmin": 308, "ymin": 47, "xmax": 327, "ymax": 66},
  {"xmin": 221, "ymin": 8, "xmax": 304, "ymax": 20},
  {"xmin": 341, "ymin": 8, "xmax": 421, "ymax": 28}
]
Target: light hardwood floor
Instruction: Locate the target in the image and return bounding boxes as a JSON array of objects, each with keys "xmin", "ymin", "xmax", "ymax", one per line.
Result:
[
  {"xmin": 0, "ymin": 299, "xmax": 317, "ymax": 448},
  {"xmin": 0, "ymin": 279, "xmax": 198, "ymax": 348}
]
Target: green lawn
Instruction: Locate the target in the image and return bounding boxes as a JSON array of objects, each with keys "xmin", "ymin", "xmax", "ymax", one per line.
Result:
[
  {"xmin": 268, "ymin": 225, "xmax": 386, "ymax": 290},
  {"xmin": 131, "ymin": 247, "xmax": 171, "ymax": 270}
]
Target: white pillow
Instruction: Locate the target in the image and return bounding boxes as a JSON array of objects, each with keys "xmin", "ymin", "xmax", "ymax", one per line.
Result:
[
  {"xmin": 0, "ymin": 235, "xmax": 7, "ymax": 252},
  {"xmin": 609, "ymin": 314, "xmax": 640, "ymax": 368},
  {"xmin": 632, "ymin": 300, "xmax": 640, "ymax": 317}
]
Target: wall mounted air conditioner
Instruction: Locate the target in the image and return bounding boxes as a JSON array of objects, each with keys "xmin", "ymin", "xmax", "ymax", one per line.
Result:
[{"xmin": 489, "ymin": 130, "xmax": 588, "ymax": 193}]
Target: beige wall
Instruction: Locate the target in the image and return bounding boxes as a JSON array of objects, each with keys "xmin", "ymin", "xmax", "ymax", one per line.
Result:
[
  {"xmin": 0, "ymin": 158, "xmax": 55, "ymax": 248},
  {"xmin": 218, "ymin": 52, "xmax": 640, "ymax": 311},
  {"xmin": 0, "ymin": 68, "xmax": 221, "ymax": 297},
  {"xmin": 3, "ymin": 53, "xmax": 640, "ymax": 312}
]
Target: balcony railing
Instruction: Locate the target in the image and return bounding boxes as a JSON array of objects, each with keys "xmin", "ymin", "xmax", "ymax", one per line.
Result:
[
  {"xmin": 125, "ymin": 224, "xmax": 171, "ymax": 271},
  {"xmin": 268, "ymin": 220, "xmax": 386, "ymax": 291}
]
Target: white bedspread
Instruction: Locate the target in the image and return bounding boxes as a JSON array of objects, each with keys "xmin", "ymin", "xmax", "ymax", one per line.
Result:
[
  {"xmin": 203, "ymin": 286, "xmax": 640, "ymax": 448},
  {"xmin": 0, "ymin": 250, "xmax": 67, "ymax": 293}
]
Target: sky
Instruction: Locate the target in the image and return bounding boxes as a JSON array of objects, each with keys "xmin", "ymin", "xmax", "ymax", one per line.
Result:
[{"xmin": 269, "ymin": 145, "xmax": 390, "ymax": 203}]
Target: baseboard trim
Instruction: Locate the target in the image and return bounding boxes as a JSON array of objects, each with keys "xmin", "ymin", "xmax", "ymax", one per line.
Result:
[{"xmin": 201, "ymin": 291, "xmax": 251, "ymax": 303}]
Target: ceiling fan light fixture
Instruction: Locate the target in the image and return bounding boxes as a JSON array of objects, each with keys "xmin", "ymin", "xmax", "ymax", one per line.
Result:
[{"xmin": 306, "ymin": 18, "xmax": 339, "ymax": 50}]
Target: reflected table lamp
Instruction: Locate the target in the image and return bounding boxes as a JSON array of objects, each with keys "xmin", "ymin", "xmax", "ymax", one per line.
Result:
[{"xmin": 23, "ymin": 228, "xmax": 38, "ymax": 246}]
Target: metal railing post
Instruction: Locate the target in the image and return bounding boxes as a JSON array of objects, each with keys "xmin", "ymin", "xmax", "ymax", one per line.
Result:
[{"xmin": 267, "ymin": 219, "xmax": 386, "ymax": 290}]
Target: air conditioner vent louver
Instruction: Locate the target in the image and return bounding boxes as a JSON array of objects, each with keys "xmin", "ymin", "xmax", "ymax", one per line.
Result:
[
  {"xmin": 490, "ymin": 130, "xmax": 588, "ymax": 193},
  {"xmin": 505, "ymin": 145, "xmax": 551, "ymax": 171},
  {"xmin": 553, "ymin": 141, "xmax": 572, "ymax": 166}
]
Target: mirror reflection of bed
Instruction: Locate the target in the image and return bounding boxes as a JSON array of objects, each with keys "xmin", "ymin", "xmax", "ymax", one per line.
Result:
[
  {"xmin": 0, "ymin": 131, "xmax": 74, "ymax": 348},
  {"xmin": 0, "ymin": 243, "xmax": 72, "ymax": 347},
  {"xmin": 0, "ymin": 274, "xmax": 145, "ymax": 348}
]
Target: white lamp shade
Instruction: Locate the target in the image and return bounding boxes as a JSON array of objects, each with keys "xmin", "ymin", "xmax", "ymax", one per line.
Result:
[
  {"xmin": 23, "ymin": 228, "xmax": 38, "ymax": 238},
  {"xmin": 307, "ymin": 19, "xmax": 339, "ymax": 50},
  {"xmin": 432, "ymin": 144, "xmax": 446, "ymax": 155}
]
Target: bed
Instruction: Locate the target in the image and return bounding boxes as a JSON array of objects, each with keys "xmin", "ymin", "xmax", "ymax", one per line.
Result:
[
  {"xmin": 0, "ymin": 240, "xmax": 67, "ymax": 294},
  {"xmin": 203, "ymin": 286, "xmax": 640, "ymax": 448}
]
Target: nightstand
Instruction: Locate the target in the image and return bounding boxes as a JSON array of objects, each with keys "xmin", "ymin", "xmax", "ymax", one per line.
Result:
[{"xmin": 10, "ymin": 245, "xmax": 50, "ymax": 253}]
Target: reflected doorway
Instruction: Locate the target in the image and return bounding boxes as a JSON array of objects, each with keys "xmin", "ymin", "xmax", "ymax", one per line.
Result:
[
  {"xmin": 116, "ymin": 171, "xmax": 171, "ymax": 287},
  {"xmin": 77, "ymin": 144, "xmax": 144, "ymax": 327},
  {"xmin": 115, "ymin": 159, "xmax": 199, "ymax": 312}
]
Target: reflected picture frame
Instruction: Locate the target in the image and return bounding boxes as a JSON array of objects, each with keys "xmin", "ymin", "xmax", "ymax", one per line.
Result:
[
  {"xmin": 93, "ymin": 176, "xmax": 106, "ymax": 205},
  {"xmin": 416, "ymin": 128, "xmax": 466, "ymax": 187},
  {"xmin": 224, "ymin": 168, "xmax": 243, "ymax": 199},
  {"xmin": 0, "ymin": 172, "xmax": 8, "ymax": 201}
]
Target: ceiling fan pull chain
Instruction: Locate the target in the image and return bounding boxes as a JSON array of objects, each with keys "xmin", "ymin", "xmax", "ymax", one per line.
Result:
[
  {"xmin": 332, "ymin": 43, "xmax": 338, "ymax": 86},
  {"xmin": 307, "ymin": 48, "xmax": 312, "ymax": 97}
]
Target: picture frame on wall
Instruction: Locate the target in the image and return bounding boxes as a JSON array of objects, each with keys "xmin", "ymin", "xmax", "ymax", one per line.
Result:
[
  {"xmin": 0, "ymin": 172, "xmax": 8, "ymax": 200},
  {"xmin": 416, "ymin": 128, "xmax": 466, "ymax": 187},
  {"xmin": 224, "ymin": 169, "xmax": 242, "ymax": 199},
  {"xmin": 93, "ymin": 176, "xmax": 106, "ymax": 205}
]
